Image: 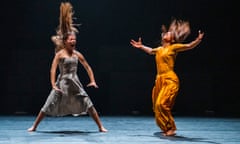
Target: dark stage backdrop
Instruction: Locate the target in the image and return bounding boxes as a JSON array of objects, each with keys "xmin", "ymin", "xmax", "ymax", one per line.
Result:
[{"xmin": 1, "ymin": 0, "xmax": 238, "ymax": 117}]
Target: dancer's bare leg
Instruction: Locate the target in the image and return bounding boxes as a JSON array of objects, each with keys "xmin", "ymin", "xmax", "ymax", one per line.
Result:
[
  {"xmin": 88, "ymin": 106, "xmax": 108, "ymax": 132},
  {"xmin": 27, "ymin": 111, "xmax": 45, "ymax": 132}
]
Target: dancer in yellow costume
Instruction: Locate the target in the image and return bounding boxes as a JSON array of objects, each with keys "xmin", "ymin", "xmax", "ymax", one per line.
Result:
[{"xmin": 130, "ymin": 19, "xmax": 204, "ymax": 136}]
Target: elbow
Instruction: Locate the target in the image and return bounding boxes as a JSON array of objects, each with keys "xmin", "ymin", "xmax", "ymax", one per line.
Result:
[{"xmin": 50, "ymin": 69, "xmax": 55, "ymax": 75}]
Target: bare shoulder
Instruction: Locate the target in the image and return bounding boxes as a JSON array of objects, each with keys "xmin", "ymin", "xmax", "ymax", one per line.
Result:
[
  {"xmin": 54, "ymin": 49, "xmax": 65, "ymax": 58},
  {"xmin": 74, "ymin": 50, "xmax": 84, "ymax": 57},
  {"xmin": 73, "ymin": 50, "xmax": 85, "ymax": 61}
]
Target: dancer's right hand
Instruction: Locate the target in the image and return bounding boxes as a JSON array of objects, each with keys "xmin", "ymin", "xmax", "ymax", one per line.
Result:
[{"xmin": 130, "ymin": 37, "xmax": 143, "ymax": 49}]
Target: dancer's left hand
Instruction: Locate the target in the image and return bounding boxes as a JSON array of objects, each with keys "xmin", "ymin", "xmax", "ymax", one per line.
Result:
[{"xmin": 87, "ymin": 82, "xmax": 99, "ymax": 88}]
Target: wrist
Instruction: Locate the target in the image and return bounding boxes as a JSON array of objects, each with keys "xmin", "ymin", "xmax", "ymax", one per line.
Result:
[
  {"xmin": 196, "ymin": 37, "xmax": 202, "ymax": 41},
  {"xmin": 90, "ymin": 80, "xmax": 96, "ymax": 83},
  {"xmin": 141, "ymin": 45, "xmax": 146, "ymax": 49}
]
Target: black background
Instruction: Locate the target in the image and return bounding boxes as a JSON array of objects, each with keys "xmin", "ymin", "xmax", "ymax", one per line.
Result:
[{"xmin": 1, "ymin": 0, "xmax": 239, "ymax": 117}]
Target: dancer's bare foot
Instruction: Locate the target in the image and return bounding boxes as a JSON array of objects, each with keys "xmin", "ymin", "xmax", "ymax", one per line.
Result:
[
  {"xmin": 27, "ymin": 126, "xmax": 36, "ymax": 132},
  {"xmin": 164, "ymin": 129, "xmax": 176, "ymax": 136},
  {"xmin": 99, "ymin": 127, "xmax": 108, "ymax": 132}
]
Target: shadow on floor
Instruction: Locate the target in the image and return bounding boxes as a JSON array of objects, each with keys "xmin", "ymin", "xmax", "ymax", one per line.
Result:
[
  {"xmin": 37, "ymin": 130, "xmax": 98, "ymax": 135},
  {"xmin": 154, "ymin": 132, "xmax": 221, "ymax": 144}
]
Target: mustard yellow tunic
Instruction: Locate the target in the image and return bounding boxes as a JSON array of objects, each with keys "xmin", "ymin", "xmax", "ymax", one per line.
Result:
[{"xmin": 151, "ymin": 43, "xmax": 186, "ymax": 132}]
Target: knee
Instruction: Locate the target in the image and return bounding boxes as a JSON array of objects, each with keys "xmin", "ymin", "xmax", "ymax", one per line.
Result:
[
  {"xmin": 88, "ymin": 106, "xmax": 97, "ymax": 114},
  {"xmin": 155, "ymin": 101, "xmax": 169, "ymax": 111}
]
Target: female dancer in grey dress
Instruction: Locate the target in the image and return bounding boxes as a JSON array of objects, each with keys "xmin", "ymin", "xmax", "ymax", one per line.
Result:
[{"xmin": 27, "ymin": 2, "xmax": 107, "ymax": 132}]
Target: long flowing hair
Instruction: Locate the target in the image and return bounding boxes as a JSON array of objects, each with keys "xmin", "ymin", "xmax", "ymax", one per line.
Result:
[
  {"xmin": 161, "ymin": 19, "xmax": 191, "ymax": 43},
  {"xmin": 51, "ymin": 2, "xmax": 79, "ymax": 53}
]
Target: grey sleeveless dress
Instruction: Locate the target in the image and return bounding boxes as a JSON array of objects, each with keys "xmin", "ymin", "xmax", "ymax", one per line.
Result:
[{"xmin": 41, "ymin": 57, "xmax": 93, "ymax": 116}]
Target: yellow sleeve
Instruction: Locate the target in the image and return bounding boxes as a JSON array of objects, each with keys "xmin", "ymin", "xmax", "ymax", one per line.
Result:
[
  {"xmin": 171, "ymin": 43, "xmax": 187, "ymax": 52},
  {"xmin": 151, "ymin": 47, "xmax": 161, "ymax": 54}
]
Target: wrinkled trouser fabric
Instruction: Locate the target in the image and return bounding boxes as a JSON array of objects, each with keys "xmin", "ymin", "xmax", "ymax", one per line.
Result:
[{"xmin": 152, "ymin": 71, "xmax": 179, "ymax": 132}]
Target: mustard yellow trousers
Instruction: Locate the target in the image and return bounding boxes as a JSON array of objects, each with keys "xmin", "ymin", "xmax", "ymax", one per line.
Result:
[{"xmin": 152, "ymin": 71, "xmax": 179, "ymax": 132}]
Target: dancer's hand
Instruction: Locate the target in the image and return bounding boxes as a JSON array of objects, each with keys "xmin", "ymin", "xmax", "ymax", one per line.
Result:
[
  {"xmin": 130, "ymin": 37, "xmax": 143, "ymax": 49},
  {"xmin": 87, "ymin": 82, "xmax": 99, "ymax": 88},
  {"xmin": 197, "ymin": 30, "xmax": 204, "ymax": 40},
  {"xmin": 52, "ymin": 85, "xmax": 63, "ymax": 93}
]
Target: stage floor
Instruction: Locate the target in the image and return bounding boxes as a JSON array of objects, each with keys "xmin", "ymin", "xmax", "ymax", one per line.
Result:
[{"xmin": 0, "ymin": 115, "xmax": 240, "ymax": 144}]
